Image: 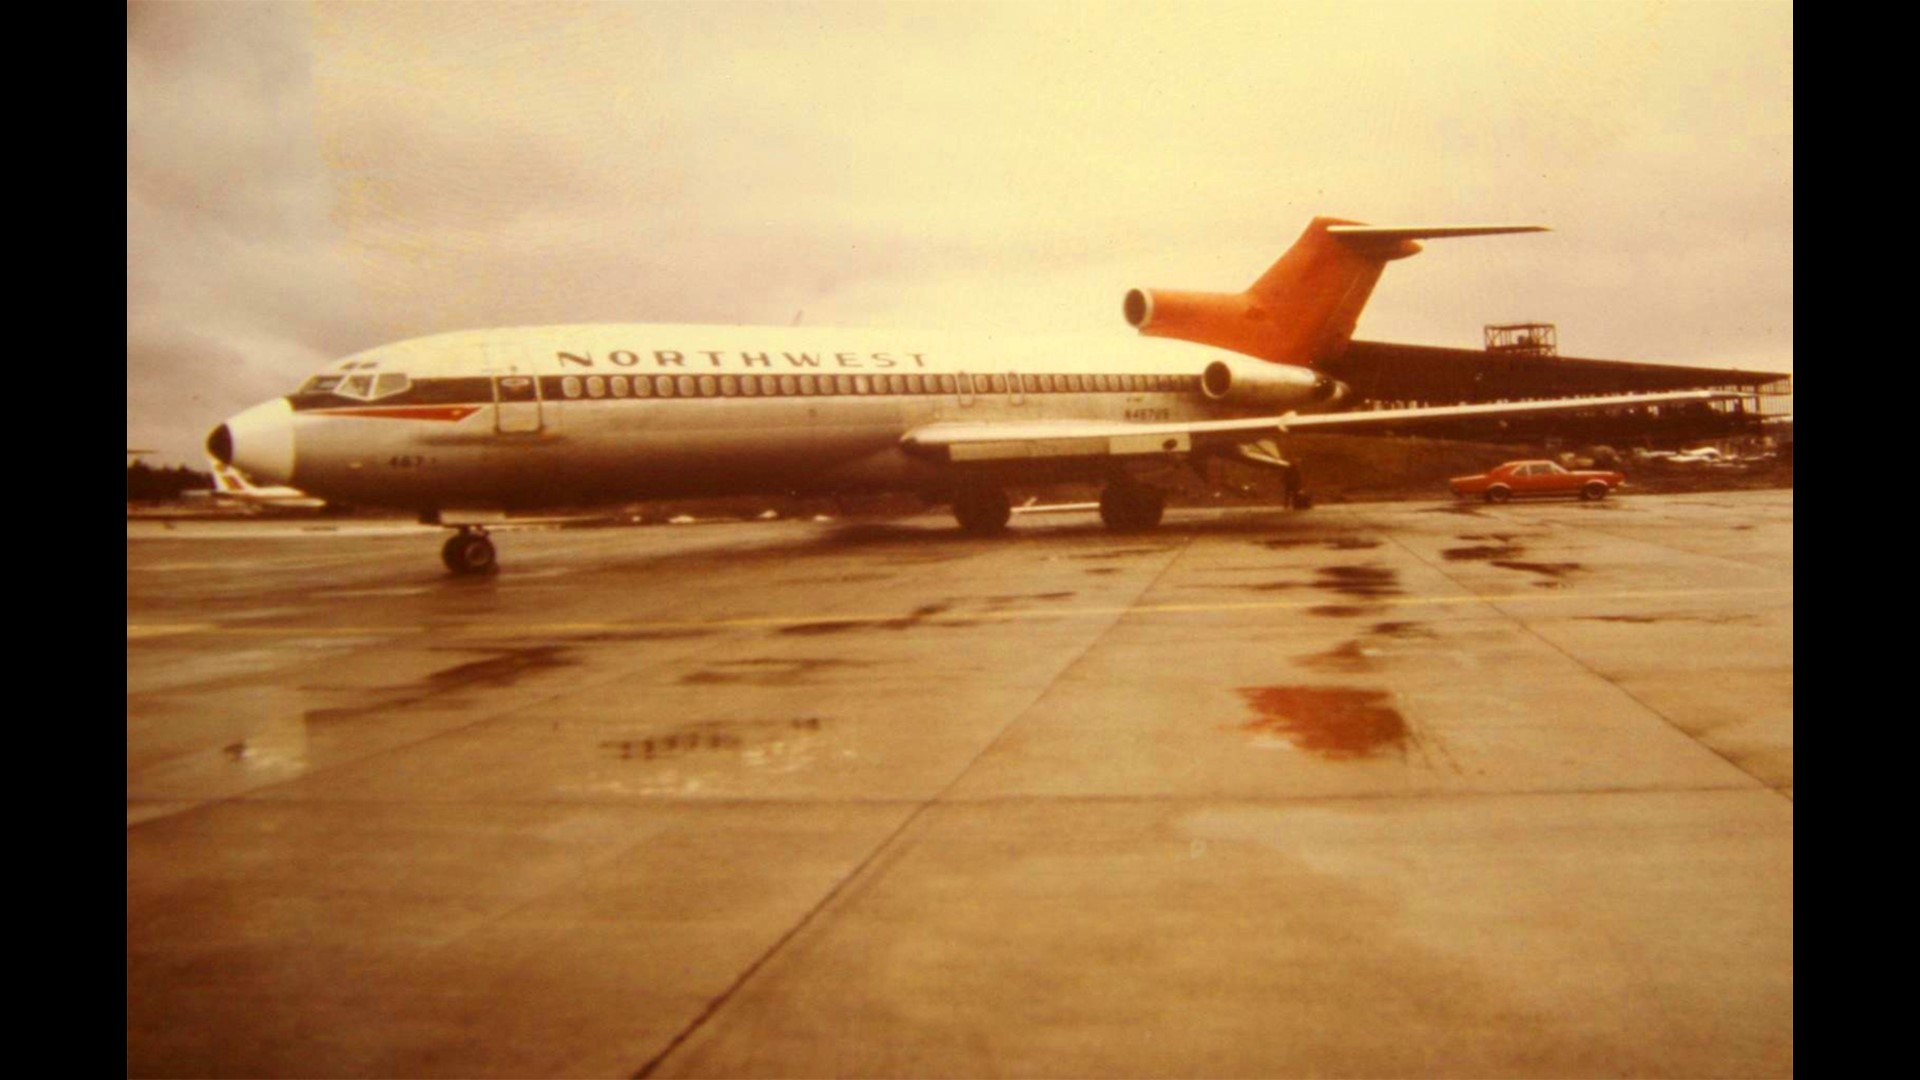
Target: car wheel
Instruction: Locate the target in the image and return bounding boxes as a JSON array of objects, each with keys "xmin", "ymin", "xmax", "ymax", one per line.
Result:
[
  {"xmin": 1485, "ymin": 486, "xmax": 1511, "ymax": 504},
  {"xmin": 1581, "ymin": 481, "xmax": 1609, "ymax": 501}
]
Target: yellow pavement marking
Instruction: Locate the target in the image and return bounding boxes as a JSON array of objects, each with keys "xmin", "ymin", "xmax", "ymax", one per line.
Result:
[{"xmin": 128, "ymin": 584, "xmax": 1790, "ymax": 640}]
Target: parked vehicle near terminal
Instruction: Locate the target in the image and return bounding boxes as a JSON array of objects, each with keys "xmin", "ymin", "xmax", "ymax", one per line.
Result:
[{"xmin": 1449, "ymin": 460, "xmax": 1625, "ymax": 503}]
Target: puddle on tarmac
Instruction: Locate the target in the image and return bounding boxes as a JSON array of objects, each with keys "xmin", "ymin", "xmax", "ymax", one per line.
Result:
[
  {"xmin": 778, "ymin": 602, "xmax": 978, "ymax": 635},
  {"xmin": 1071, "ymin": 547, "xmax": 1174, "ymax": 559},
  {"xmin": 1297, "ymin": 619, "xmax": 1434, "ymax": 672},
  {"xmin": 1237, "ymin": 686, "xmax": 1408, "ymax": 759},
  {"xmin": 1491, "ymin": 560, "xmax": 1583, "ymax": 585},
  {"xmin": 1577, "ymin": 612, "xmax": 1758, "ymax": 626},
  {"xmin": 601, "ymin": 717, "xmax": 825, "ymax": 765},
  {"xmin": 305, "ymin": 645, "xmax": 576, "ymax": 723},
  {"xmin": 681, "ymin": 658, "xmax": 872, "ymax": 686},
  {"xmin": 1296, "ymin": 640, "xmax": 1379, "ymax": 672},
  {"xmin": 1443, "ymin": 544, "xmax": 1522, "ymax": 561},
  {"xmin": 782, "ymin": 571, "xmax": 898, "ymax": 585},
  {"xmin": 1316, "ymin": 565, "xmax": 1401, "ymax": 599}
]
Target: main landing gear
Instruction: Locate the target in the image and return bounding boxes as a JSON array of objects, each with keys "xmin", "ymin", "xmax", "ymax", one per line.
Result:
[
  {"xmin": 441, "ymin": 526, "xmax": 497, "ymax": 575},
  {"xmin": 948, "ymin": 482, "xmax": 1169, "ymax": 535},
  {"xmin": 1098, "ymin": 482, "xmax": 1165, "ymax": 532},
  {"xmin": 952, "ymin": 486, "xmax": 1012, "ymax": 535}
]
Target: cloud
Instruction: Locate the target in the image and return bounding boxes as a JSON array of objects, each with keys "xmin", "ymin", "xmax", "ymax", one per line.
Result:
[{"xmin": 129, "ymin": 0, "xmax": 1791, "ymax": 464}]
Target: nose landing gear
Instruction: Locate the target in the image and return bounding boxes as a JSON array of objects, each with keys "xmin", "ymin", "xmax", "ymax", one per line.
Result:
[{"xmin": 441, "ymin": 527, "xmax": 497, "ymax": 575}]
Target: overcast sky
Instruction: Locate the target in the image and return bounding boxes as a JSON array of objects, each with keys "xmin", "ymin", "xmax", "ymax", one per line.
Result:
[{"xmin": 128, "ymin": 0, "xmax": 1792, "ymax": 464}]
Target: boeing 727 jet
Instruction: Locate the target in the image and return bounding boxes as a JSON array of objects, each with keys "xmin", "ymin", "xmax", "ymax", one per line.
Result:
[{"xmin": 207, "ymin": 216, "xmax": 1732, "ymax": 573}]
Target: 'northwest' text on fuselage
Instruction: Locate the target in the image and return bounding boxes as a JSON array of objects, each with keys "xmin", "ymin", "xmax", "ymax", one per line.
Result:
[{"xmin": 556, "ymin": 350, "xmax": 930, "ymax": 369}]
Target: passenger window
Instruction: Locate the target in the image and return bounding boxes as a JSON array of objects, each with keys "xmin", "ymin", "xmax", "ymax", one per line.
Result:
[
  {"xmin": 633, "ymin": 375, "xmax": 652, "ymax": 397},
  {"xmin": 656, "ymin": 376, "xmax": 676, "ymax": 397},
  {"xmin": 678, "ymin": 376, "xmax": 698, "ymax": 397},
  {"xmin": 720, "ymin": 375, "xmax": 739, "ymax": 396},
  {"xmin": 611, "ymin": 376, "xmax": 629, "ymax": 398},
  {"xmin": 854, "ymin": 375, "xmax": 872, "ymax": 395},
  {"xmin": 562, "ymin": 376, "xmax": 583, "ymax": 399},
  {"xmin": 799, "ymin": 375, "xmax": 817, "ymax": 395},
  {"xmin": 763, "ymin": 375, "xmax": 782, "ymax": 396},
  {"xmin": 740, "ymin": 376, "xmax": 758, "ymax": 397},
  {"xmin": 586, "ymin": 376, "xmax": 606, "ymax": 398},
  {"xmin": 939, "ymin": 375, "xmax": 957, "ymax": 394}
]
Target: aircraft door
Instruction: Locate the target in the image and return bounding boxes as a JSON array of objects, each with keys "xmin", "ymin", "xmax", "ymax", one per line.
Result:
[
  {"xmin": 494, "ymin": 375, "xmax": 542, "ymax": 433},
  {"xmin": 486, "ymin": 341, "xmax": 543, "ymax": 433},
  {"xmin": 1008, "ymin": 372, "xmax": 1025, "ymax": 406},
  {"xmin": 958, "ymin": 372, "xmax": 976, "ymax": 407}
]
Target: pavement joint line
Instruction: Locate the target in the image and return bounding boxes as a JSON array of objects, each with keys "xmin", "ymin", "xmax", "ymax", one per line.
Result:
[
  {"xmin": 626, "ymin": 538, "xmax": 1194, "ymax": 1079},
  {"xmin": 126, "ymin": 584, "xmax": 1791, "ymax": 640},
  {"xmin": 1384, "ymin": 522, "xmax": 1790, "ymax": 802}
]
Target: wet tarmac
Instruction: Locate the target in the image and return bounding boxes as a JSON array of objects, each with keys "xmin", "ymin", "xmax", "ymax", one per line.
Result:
[{"xmin": 128, "ymin": 491, "xmax": 1794, "ymax": 1077}]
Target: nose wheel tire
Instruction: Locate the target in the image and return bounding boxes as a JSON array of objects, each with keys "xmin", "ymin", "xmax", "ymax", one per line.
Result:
[
  {"xmin": 952, "ymin": 487, "xmax": 1012, "ymax": 534},
  {"xmin": 441, "ymin": 530, "xmax": 497, "ymax": 575},
  {"xmin": 1100, "ymin": 484, "xmax": 1165, "ymax": 532}
]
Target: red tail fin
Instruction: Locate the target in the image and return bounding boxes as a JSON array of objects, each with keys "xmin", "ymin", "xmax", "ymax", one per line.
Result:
[{"xmin": 1123, "ymin": 217, "xmax": 1544, "ymax": 367}]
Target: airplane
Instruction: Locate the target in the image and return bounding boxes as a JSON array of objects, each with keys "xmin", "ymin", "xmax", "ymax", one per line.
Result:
[
  {"xmin": 207, "ymin": 216, "xmax": 1738, "ymax": 574},
  {"xmin": 202, "ymin": 458, "xmax": 336, "ymax": 512}
]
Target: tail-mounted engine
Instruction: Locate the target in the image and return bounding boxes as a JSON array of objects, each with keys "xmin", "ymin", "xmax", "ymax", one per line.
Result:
[{"xmin": 1198, "ymin": 356, "xmax": 1347, "ymax": 411}]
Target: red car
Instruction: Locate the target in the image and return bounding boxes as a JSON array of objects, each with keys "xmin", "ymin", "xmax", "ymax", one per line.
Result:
[{"xmin": 1449, "ymin": 460, "xmax": 1625, "ymax": 503}]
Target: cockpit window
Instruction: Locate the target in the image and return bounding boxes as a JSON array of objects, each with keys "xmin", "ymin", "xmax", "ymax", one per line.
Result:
[
  {"xmin": 372, "ymin": 373, "xmax": 411, "ymax": 398},
  {"xmin": 316, "ymin": 372, "xmax": 413, "ymax": 400}
]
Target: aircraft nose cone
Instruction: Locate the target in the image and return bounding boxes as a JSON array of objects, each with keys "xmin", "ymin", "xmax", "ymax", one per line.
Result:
[
  {"xmin": 206, "ymin": 423, "xmax": 233, "ymax": 465},
  {"xmin": 219, "ymin": 398, "xmax": 297, "ymax": 485}
]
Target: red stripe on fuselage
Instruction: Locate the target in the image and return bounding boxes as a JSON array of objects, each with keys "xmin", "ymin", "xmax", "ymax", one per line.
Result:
[{"xmin": 315, "ymin": 406, "xmax": 484, "ymax": 422}]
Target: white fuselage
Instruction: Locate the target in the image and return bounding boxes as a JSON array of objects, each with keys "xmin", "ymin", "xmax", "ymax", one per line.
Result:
[{"xmin": 215, "ymin": 324, "xmax": 1343, "ymax": 513}]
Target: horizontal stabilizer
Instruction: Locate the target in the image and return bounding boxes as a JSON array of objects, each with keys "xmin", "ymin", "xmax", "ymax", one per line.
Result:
[{"xmin": 1325, "ymin": 225, "xmax": 1548, "ymax": 243}]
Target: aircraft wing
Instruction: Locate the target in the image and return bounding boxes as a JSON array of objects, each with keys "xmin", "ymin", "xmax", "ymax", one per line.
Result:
[{"xmin": 900, "ymin": 390, "xmax": 1742, "ymax": 464}]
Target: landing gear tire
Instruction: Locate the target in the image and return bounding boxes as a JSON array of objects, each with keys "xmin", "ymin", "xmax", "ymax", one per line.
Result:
[
  {"xmin": 441, "ymin": 530, "xmax": 497, "ymax": 575},
  {"xmin": 952, "ymin": 487, "xmax": 1011, "ymax": 535},
  {"xmin": 1100, "ymin": 484, "xmax": 1165, "ymax": 532},
  {"xmin": 1581, "ymin": 481, "xmax": 1609, "ymax": 501},
  {"xmin": 1485, "ymin": 486, "xmax": 1512, "ymax": 504}
]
